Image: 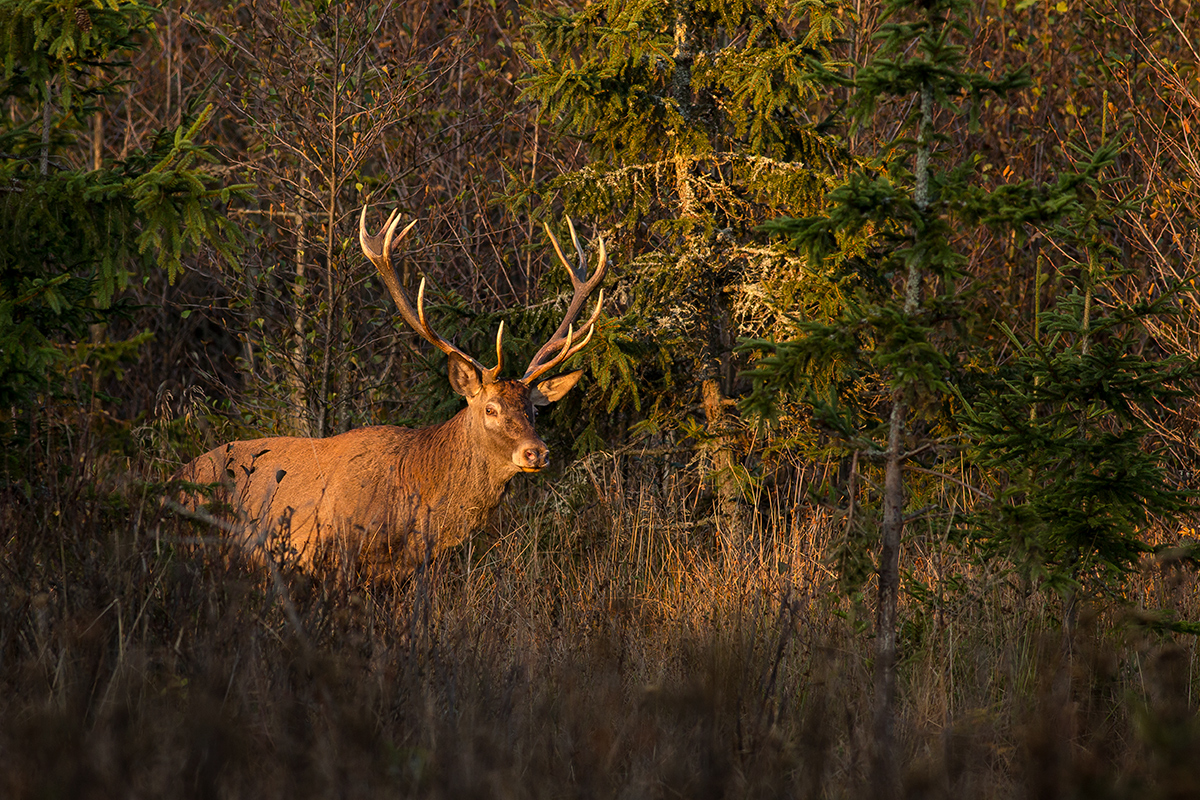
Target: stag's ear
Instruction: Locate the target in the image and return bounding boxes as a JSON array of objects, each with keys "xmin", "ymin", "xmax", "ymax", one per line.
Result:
[
  {"xmin": 447, "ymin": 353, "xmax": 484, "ymax": 398},
  {"xmin": 530, "ymin": 370, "xmax": 583, "ymax": 406}
]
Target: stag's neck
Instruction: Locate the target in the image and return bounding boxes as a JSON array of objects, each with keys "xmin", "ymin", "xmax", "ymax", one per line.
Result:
[{"xmin": 407, "ymin": 407, "xmax": 517, "ymax": 506}]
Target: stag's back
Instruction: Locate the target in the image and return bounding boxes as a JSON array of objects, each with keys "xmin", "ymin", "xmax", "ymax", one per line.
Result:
[{"xmin": 177, "ymin": 425, "xmax": 484, "ymax": 572}]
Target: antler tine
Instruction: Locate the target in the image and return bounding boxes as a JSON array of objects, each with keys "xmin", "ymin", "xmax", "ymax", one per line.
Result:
[
  {"xmin": 523, "ymin": 290, "xmax": 604, "ymax": 384},
  {"xmin": 567, "ymin": 217, "xmax": 586, "ymax": 278},
  {"xmin": 360, "ymin": 204, "xmax": 502, "ymax": 382},
  {"xmin": 359, "ymin": 206, "xmax": 414, "ymax": 265},
  {"xmin": 545, "ymin": 218, "xmax": 601, "ymax": 289},
  {"xmin": 414, "ymin": 276, "xmax": 499, "ymax": 381},
  {"xmin": 359, "ymin": 206, "xmax": 416, "ymax": 306},
  {"xmin": 523, "ymin": 219, "xmax": 608, "ymax": 384},
  {"xmin": 493, "ymin": 321, "xmax": 505, "ymax": 381}
]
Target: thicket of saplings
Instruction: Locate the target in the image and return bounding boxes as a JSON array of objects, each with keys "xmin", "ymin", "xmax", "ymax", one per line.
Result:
[{"xmin": 2, "ymin": 399, "xmax": 1198, "ymax": 798}]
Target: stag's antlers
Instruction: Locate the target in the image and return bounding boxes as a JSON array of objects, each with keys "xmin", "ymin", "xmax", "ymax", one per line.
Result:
[
  {"xmin": 522, "ymin": 219, "xmax": 607, "ymax": 384},
  {"xmin": 359, "ymin": 206, "xmax": 503, "ymax": 383},
  {"xmin": 359, "ymin": 205, "xmax": 606, "ymax": 386}
]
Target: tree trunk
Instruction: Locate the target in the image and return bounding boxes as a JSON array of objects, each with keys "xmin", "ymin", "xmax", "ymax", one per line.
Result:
[
  {"xmin": 872, "ymin": 401, "xmax": 904, "ymax": 800},
  {"xmin": 291, "ymin": 183, "xmax": 311, "ymax": 436},
  {"xmin": 702, "ymin": 376, "xmax": 748, "ymax": 562},
  {"xmin": 672, "ymin": 0, "xmax": 693, "ymax": 122},
  {"xmin": 40, "ymin": 80, "xmax": 52, "ymax": 176},
  {"xmin": 871, "ymin": 80, "xmax": 933, "ymax": 800},
  {"xmin": 673, "ymin": 0, "xmax": 745, "ymax": 562},
  {"xmin": 318, "ymin": 16, "xmax": 344, "ymax": 439},
  {"xmin": 91, "ymin": 110, "xmax": 102, "ymax": 171}
]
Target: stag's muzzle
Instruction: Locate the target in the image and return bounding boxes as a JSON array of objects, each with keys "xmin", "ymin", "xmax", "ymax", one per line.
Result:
[{"xmin": 516, "ymin": 442, "xmax": 550, "ymax": 471}]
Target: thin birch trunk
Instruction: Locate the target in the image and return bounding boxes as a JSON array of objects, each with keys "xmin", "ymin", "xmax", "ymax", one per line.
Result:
[
  {"xmin": 293, "ymin": 177, "xmax": 311, "ymax": 435},
  {"xmin": 92, "ymin": 111, "xmax": 103, "ymax": 171}
]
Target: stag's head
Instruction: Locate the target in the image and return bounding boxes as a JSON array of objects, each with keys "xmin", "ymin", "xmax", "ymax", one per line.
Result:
[
  {"xmin": 447, "ymin": 360, "xmax": 583, "ymax": 473},
  {"xmin": 359, "ymin": 206, "xmax": 606, "ymax": 474}
]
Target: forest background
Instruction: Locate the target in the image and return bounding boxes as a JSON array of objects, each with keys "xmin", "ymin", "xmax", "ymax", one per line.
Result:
[{"xmin": 3, "ymin": 0, "xmax": 1200, "ymax": 797}]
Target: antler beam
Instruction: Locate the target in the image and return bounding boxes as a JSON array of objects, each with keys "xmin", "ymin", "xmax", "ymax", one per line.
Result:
[
  {"xmin": 523, "ymin": 219, "xmax": 607, "ymax": 384},
  {"xmin": 359, "ymin": 205, "xmax": 503, "ymax": 383}
]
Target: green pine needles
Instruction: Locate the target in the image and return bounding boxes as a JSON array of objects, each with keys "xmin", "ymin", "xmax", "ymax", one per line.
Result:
[
  {"xmin": 520, "ymin": 0, "xmax": 850, "ymax": 555},
  {"xmin": 520, "ymin": 0, "xmax": 847, "ymax": 448},
  {"xmin": 0, "ymin": 0, "xmax": 246, "ymax": 409},
  {"xmin": 744, "ymin": 0, "xmax": 1199, "ymax": 620},
  {"xmin": 739, "ymin": 0, "xmax": 1200, "ymax": 787}
]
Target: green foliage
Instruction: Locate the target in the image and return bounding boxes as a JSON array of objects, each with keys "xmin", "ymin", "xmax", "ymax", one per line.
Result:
[
  {"xmin": 746, "ymin": 0, "xmax": 1021, "ymax": 431},
  {"xmin": 0, "ymin": 0, "xmax": 246, "ymax": 409},
  {"xmin": 742, "ymin": 0, "xmax": 1110, "ymax": 598},
  {"xmin": 746, "ymin": 0, "xmax": 1199, "ymax": 613},
  {"xmin": 524, "ymin": 0, "xmax": 843, "ymax": 160},
  {"xmin": 848, "ymin": 1, "xmax": 1029, "ymax": 127},
  {"xmin": 0, "ymin": 0, "xmax": 152, "ymax": 99},
  {"xmin": 955, "ymin": 76, "xmax": 1199, "ymax": 601},
  {"xmin": 519, "ymin": 0, "xmax": 847, "ymax": 441},
  {"xmin": 961, "ymin": 270, "xmax": 1199, "ymax": 599}
]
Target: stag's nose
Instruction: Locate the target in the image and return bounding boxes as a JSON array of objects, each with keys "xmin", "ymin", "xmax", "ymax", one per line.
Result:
[{"xmin": 521, "ymin": 444, "xmax": 550, "ymax": 470}]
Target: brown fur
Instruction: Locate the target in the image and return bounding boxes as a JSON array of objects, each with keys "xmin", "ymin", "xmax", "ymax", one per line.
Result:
[{"xmin": 175, "ymin": 372, "xmax": 580, "ymax": 577}]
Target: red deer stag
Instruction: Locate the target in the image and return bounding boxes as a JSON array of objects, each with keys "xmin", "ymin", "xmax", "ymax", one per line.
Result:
[{"xmin": 175, "ymin": 206, "xmax": 606, "ymax": 576}]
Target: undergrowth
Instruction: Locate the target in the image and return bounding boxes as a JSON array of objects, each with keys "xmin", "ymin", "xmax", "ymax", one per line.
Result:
[{"xmin": 2, "ymin": 442, "xmax": 1198, "ymax": 799}]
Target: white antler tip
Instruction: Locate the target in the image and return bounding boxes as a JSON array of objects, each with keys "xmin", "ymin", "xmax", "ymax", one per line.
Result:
[
  {"xmin": 494, "ymin": 320, "xmax": 505, "ymax": 370},
  {"xmin": 416, "ymin": 277, "xmax": 428, "ymax": 326}
]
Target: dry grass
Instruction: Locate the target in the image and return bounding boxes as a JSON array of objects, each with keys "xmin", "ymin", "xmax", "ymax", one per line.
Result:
[{"xmin": 2, "ymin": 448, "xmax": 1199, "ymax": 799}]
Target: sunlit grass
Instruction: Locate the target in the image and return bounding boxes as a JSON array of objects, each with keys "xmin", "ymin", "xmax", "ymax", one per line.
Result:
[{"xmin": 1, "ymin": 446, "xmax": 1198, "ymax": 798}]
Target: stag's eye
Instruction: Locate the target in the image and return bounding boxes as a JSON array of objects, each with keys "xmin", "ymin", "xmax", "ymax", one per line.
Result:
[{"xmin": 485, "ymin": 405, "xmax": 498, "ymax": 417}]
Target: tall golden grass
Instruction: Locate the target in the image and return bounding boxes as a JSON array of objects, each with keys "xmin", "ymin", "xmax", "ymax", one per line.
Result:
[{"xmin": 2, "ymin": 443, "xmax": 1198, "ymax": 799}]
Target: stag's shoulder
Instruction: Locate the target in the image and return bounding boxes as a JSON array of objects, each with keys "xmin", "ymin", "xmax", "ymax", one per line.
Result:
[{"xmin": 329, "ymin": 425, "xmax": 419, "ymax": 448}]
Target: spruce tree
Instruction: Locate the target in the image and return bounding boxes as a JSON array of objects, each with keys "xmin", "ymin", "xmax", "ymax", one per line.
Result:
[
  {"xmin": 739, "ymin": 0, "xmax": 1114, "ymax": 791},
  {"xmin": 520, "ymin": 0, "xmax": 846, "ymax": 557},
  {"xmin": 962, "ymin": 186, "xmax": 1200, "ymax": 637},
  {"xmin": 0, "ymin": 0, "xmax": 243, "ymax": 424},
  {"xmin": 745, "ymin": 0, "xmax": 1200, "ymax": 789}
]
